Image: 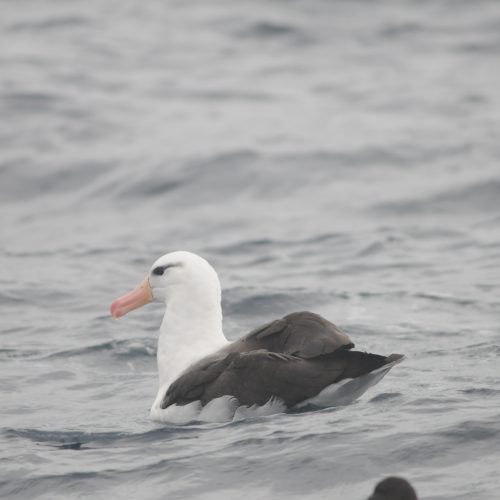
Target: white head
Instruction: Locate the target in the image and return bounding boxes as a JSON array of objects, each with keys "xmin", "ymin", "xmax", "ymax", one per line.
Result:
[
  {"xmin": 112, "ymin": 251, "xmax": 227, "ymax": 411},
  {"xmin": 110, "ymin": 251, "xmax": 221, "ymax": 319}
]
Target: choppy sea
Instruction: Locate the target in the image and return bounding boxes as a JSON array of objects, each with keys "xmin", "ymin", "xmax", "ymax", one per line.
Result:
[{"xmin": 1, "ymin": 1, "xmax": 500, "ymax": 499}]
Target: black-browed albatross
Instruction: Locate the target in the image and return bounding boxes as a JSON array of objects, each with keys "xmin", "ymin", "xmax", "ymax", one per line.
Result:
[{"xmin": 110, "ymin": 251, "xmax": 403, "ymax": 423}]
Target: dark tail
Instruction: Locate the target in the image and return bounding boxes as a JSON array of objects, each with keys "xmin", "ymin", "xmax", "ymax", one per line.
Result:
[{"xmin": 333, "ymin": 350, "xmax": 404, "ymax": 379}]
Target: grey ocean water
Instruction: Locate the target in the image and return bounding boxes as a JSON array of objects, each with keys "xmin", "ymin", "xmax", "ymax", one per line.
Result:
[{"xmin": 1, "ymin": 1, "xmax": 500, "ymax": 499}]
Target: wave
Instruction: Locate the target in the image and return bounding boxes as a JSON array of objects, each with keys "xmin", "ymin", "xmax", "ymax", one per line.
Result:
[
  {"xmin": 233, "ymin": 20, "xmax": 314, "ymax": 46},
  {"xmin": 8, "ymin": 15, "xmax": 90, "ymax": 32},
  {"xmin": 43, "ymin": 338, "xmax": 157, "ymax": 360},
  {"xmin": 222, "ymin": 287, "xmax": 329, "ymax": 318},
  {"xmin": 375, "ymin": 179, "xmax": 500, "ymax": 215},
  {"xmin": 0, "ymin": 348, "xmax": 42, "ymax": 360},
  {"xmin": 2, "ymin": 425, "xmax": 193, "ymax": 448}
]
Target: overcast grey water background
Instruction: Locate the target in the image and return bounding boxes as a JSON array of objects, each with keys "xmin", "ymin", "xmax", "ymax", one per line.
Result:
[{"xmin": 1, "ymin": 1, "xmax": 500, "ymax": 499}]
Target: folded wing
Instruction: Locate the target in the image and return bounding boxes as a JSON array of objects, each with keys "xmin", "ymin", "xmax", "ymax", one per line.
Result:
[
  {"xmin": 232, "ymin": 311, "xmax": 354, "ymax": 357},
  {"xmin": 160, "ymin": 311, "xmax": 400, "ymax": 410}
]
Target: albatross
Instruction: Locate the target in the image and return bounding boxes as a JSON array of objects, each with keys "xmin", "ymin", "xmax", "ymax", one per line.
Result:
[{"xmin": 110, "ymin": 251, "xmax": 403, "ymax": 423}]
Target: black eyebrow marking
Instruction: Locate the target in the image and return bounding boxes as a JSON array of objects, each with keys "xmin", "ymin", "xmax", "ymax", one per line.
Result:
[{"xmin": 152, "ymin": 263, "xmax": 181, "ymax": 276}]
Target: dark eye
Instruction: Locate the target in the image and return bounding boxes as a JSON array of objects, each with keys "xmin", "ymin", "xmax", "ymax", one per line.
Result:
[
  {"xmin": 152, "ymin": 263, "xmax": 181, "ymax": 276},
  {"xmin": 152, "ymin": 266, "xmax": 167, "ymax": 276}
]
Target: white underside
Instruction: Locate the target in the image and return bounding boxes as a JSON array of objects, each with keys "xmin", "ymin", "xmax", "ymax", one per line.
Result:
[
  {"xmin": 150, "ymin": 395, "xmax": 287, "ymax": 424},
  {"xmin": 149, "ymin": 358, "xmax": 402, "ymax": 424}
]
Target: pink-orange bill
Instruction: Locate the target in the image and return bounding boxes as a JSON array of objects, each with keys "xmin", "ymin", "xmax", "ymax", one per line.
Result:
[{"xmin": 110, "ymin": 277, "xmax": 152, "ymax": 318}]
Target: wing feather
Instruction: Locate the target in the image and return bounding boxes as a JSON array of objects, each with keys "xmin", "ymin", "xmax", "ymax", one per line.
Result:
[{"xmin": 235, "ymin": 311, "xmax": 354, "ymax": 357}]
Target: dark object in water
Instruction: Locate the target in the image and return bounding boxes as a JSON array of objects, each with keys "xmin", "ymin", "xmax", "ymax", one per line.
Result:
[{"xmin": 368, "ymin": 476, "xmax": 418, "ymax": 500}]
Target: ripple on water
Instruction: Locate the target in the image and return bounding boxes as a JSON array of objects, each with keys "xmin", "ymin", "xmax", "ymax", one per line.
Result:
[{"xmin": 43, "ymin": 338, "xmax": 157, "ymax": 360}]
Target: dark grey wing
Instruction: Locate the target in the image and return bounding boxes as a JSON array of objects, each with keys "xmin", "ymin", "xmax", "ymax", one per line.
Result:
[
  {"xmin": 233, "ymin": 311, "xmax": 354, "ymax": 358},
  {"xmin": 162, "ymin": 348, "xmax": 391, "ymax": 409},
  {"xmin": 200, "ymin": 350, "xmax": 345, "ymax": 407},
  {"xmin": 161, "ymin": 352, "xmax": 239, "ymax": 408}
]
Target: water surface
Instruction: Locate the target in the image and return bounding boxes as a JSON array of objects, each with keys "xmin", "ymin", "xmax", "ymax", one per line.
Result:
[{"xmin": 1, "ymin": 1, "xmax": 500, "ymax": 499}]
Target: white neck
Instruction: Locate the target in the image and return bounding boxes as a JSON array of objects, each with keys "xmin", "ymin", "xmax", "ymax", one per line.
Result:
[
  {"xmin": 148, "ymin": 253, "xmax": 230, "ymax": 416},
  {"xmin": 156, "ymin": 292, "xmax": 228, "ymax": 389}
]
